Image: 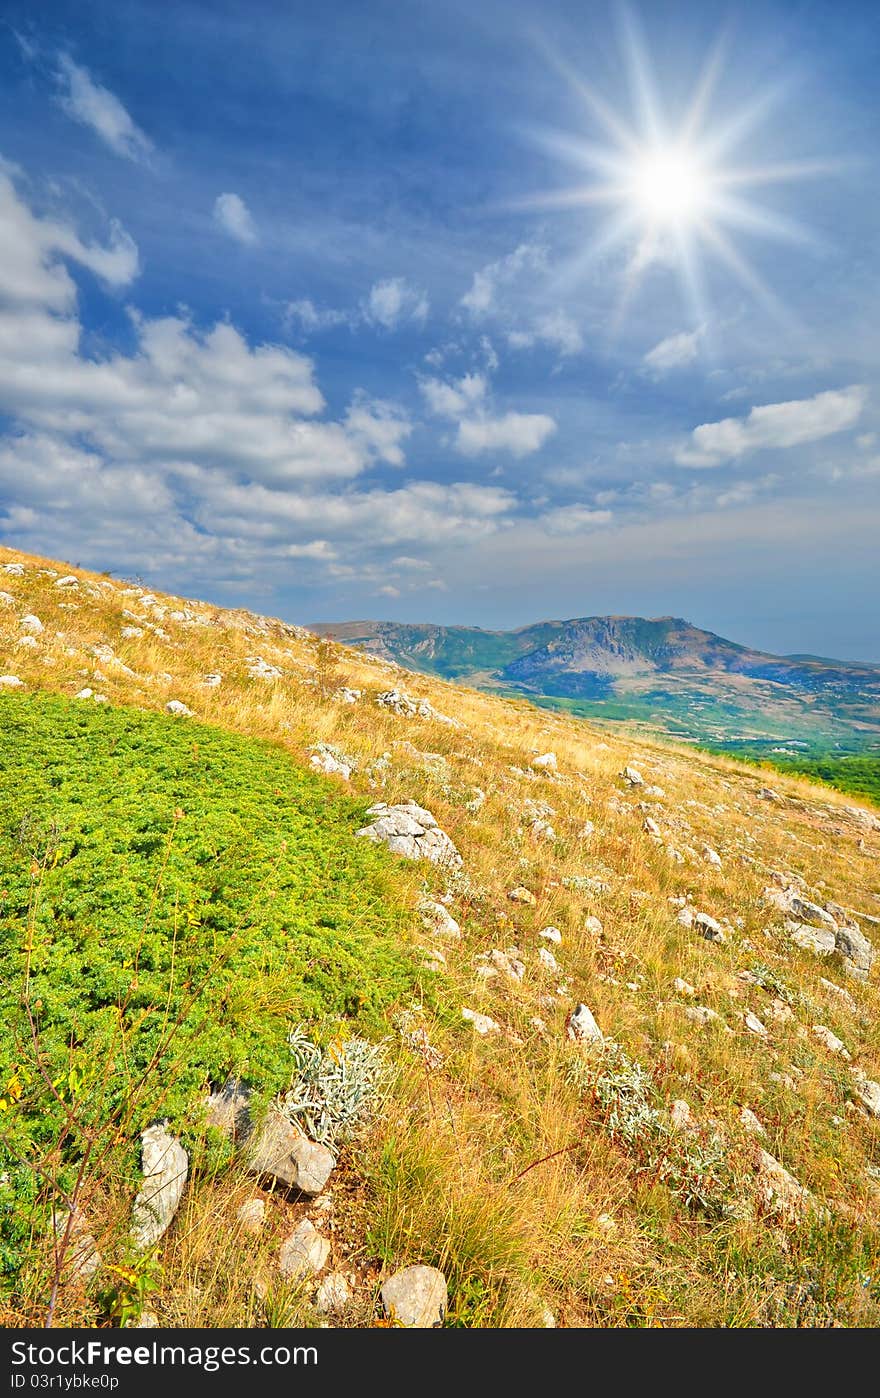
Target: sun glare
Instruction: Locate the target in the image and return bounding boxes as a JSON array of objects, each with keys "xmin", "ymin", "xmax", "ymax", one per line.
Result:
[
  {"xmin": 630, "ymin": 148, "xmax": 707, "ymax": 225},
  {"xmin": 516, "ymin": 18, "xmax": 834, "ymax": 334}
]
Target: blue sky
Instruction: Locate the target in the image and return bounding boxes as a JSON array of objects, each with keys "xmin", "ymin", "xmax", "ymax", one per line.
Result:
[{"xmin": 0, "ymin": 0, "xmax": 878, "ymax": 658}]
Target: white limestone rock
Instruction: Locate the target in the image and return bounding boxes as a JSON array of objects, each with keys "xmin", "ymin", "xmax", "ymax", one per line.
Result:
[
  {"xmin": 357, "ymin": 801, "xmax": 462, "ymax": 868},
  {"xmin": 566, "ymin": 1002, "xmax": 603, "ymax": 1045},
  {"xmin": 279, "ymin": 1219, "xmax": 330, "ymax": 1280},
  {"xmin": 811, "ymin": 1025, "xmax": 851, "ymax": 1060},
  {"xmin": 131, "ymin": 1125, "xmax": 188, "ymax": 1249},
  {"xmin": 461, "ymin": 1007, "xmax": 500, "ymax": 1035},
  {"xmin": 248, "ymin": 1111, "xmax": 335, "ymax": 1194},
  {"xmin": 419, "ymin": 898, "xmax": 461, "ymax": 941},
  {"xmin": 380, "ymin": 1264, "xmax": 447, "ymax": 1328}
]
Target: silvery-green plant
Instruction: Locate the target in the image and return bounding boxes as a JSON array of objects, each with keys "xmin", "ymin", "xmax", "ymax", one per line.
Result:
[
  {"xmin": 280, "ymin": 1027, "xmax": 390, "ymax": 1147},
  {"xmin": 568, "ymin": 1043, "xmax": 737, "ymax": 1218}
]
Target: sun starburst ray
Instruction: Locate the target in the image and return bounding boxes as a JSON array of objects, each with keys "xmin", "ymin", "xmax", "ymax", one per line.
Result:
[{"xmin": 517, "ymin": 19, "xmax": 832, "ymax": 339}]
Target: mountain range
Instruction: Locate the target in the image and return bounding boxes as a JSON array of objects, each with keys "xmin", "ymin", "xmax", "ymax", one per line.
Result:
[{"xmin": 309, "ymin": 615, "xmax": 880, "ymax": 755}]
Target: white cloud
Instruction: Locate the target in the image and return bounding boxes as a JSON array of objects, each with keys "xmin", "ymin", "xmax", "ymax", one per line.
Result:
[
  {"xmin": 0, "ymin": 171, "xmax": 139, "ymax": 310},
  {"xmin": 644, "ymin": 327, "xmax": 702, "ymax": 375},
  {"xmin": 675, "ymin": 385, "xmax": 867, "ymax": 468},
  {"xmin": 0, "ymin": 170, "xmax": 522, "ymax": 591},
  {"xmin": 460, "ymin": 243, "xmax": 545, "ymax": 317},
  {"xmin": 363, "ymin": 277, "xmax": 429, "ymax": 329},
  {"xmin": 189, "ymin": 476, "xmax": 516, "ymax": 547},
  {"xmin": 456, "ymin": 412, "xmax": 557, "ymax": 458},
  {"xmin": 420, "ymin": 371, "xmax": 555, "ymax": 458},
  {"xmin": 284, "ymin": 299, "xmax": 354, "ymax": 333},
  {"xmin": 508, "ymin": 311, "xmax": 584, "ymax": 358},
  {"xmin": 55, "ymin": 55, "xmax": 153, "ymax": 164},
  {"xmin": 420, "ymin": 373, "xmax": 487, "ymax": 418},
  {"xmin": 213, "ymin": 192, "xmax": 258, "ymax": 245},
  {"xmin": 539, "ymin": 504, "xmax": 613, "ymax": 535},
  {"xmin": 344, "ymin": 395, "xmax": 412, "ymax": 467}
]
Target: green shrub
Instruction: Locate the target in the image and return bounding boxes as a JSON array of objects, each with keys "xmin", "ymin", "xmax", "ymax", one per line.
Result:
[{"xmin": 0, "ymin": 693, "xmax": 421, "ymax": 1286}]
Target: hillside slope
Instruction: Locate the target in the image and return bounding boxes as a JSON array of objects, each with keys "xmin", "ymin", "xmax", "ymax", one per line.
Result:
[
  {"xmin": 2, "ymin": 547, "xmax": 880, "ymax": 1329},
  {"xmin": 310, "ymin": 615, "xmax": 880, "ymax": 752}
]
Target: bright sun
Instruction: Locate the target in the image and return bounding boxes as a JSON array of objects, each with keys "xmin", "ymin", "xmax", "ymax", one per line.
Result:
[
  {"xmin": 516, "ymin": 17, "xmax": 833, "ymax": 332},
  {"xmin": 630, "ymin": 147, "xmax": 707, "ymax": 225}
]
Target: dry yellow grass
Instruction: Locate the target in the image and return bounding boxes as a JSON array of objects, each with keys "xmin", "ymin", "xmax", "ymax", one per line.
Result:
[{"xmin": 1, "ymin": 543, "xmax": 879, "ymax": 1328}]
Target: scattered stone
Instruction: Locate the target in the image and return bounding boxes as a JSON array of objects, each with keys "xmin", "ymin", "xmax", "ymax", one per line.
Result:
[
  {"xmin": 52, "ymin": 1207, "xmax": 101, "ymax": 1284},
  {"xmin": 566, "ymin": 1003, "xmax": 603, "ymax": 1045},
  {"xmin": 246, "ymin": 657, "xmax": 283, "ymax": 681},
  {"xmin": 236, "ymin": 1198, "xmax": 266, "ymax": 1233},
  {"xmin": 685, "ymin": 1005, "xmax": 726, "ymax": 1028},
  {"xmin": 529, "ymin": 818, "xmax": 556, "ymax": 842},
  {"xmin": 316, "ymin": 1273, "xmax": 351, "ymax": 1314},
  {"xmin": 419, "ymin": 899, "xmax": 461, "ymax": 941},
  {"xmin": 462, "ymin": 1007, "xmax": 500, "ymax": 1035},
  {"xmin": 595, "ymin": 1213, "xmax": 617, "ymax": 1235},
  {"xmin": 852, "ymin": 1075, "xmax": 880, "ymax": 1119},
  {"xmin": 789, "ymin": 923, "xmax": 836, "ymax": 956},
  {"xmin": 380, "ymin": 1265, "xmax": 447, "ymax": 1328},
  {"xmin": 0, "ymin": 675, "xmax": 24, "ymax": 688},
  {"xmin": 538, "ymin": 946, "xmax": 559, "ymax": 973},
  {"xmin": 694, "ymin": 911, "xmax": 725, "ymax": 942},
  {"xmin": 819, "ymin": 978, "xmax": 858, "ymax": 1014},
  {"xmin": 811, "ymin": 1025, "xmax": 851, "ymax": 1060},
  {"xmin": 531, "ymin": 752, "xmax": 557, "ymax": 771},
  {"xmin": 670, "ymin": 1099, "xmax": 693, "ymax": 1132},
  {"xmin": 643, "ymin": 816, "xmax": 661, "ymax": 838},
  {"xmin": 834, "ymin": 922, "xmax": 875, "ymax": 981},
  {"xmin": 205, "ymin": 1078, "xmax": 253, "ymax": 1142},
  {"xmin": 422, "ymin": 948, "xmax": 447, "ymax": 974},
  {"xmin": 202, "ymin": 672, "xmax": 222, "ymax": 687},
  {"xmin": 508, "ymin": 885, "xmax": 537, "ymax": 906},
  {"xmin": 766, "ymin": 886, "xmax": 837, "ymax": 930},
  {"xmin": 621, "ymin": 766, "xmax": 644, "ymax": 786},
  {"xmin": 16, "ymin": 635, "xmax": 38, "ymax": 649},
  {"xmin": 742, "ymin": 1011, "xmax": 769, "ymax": 1038},
  {"xmin": 702, "ymin": 845, "xmax": 723, "ymax": 869},
  {"xmin": 677, "ymin": 907, "xmax": 694, "ymax": 928},
  {"xmin": 131, "ymin": 1125, "xmax": 188, "ymax": 1249},
  {"xmin": 279, "ymin": 1219, "xmax": 330, "ymax": 1280},
  {"xmin": 376, "ymin": 689, "xmax": 457, "ymax": 725},
  {"xmin": 584, "ymin": 915, "xmax": 604, "ymax": 936},
  {"xmin": 309, "ymin": 745, "xmax": 352, "ymax": 780},
  {"xmin": 20, "ymin": 614, "xmax": 43, "ymax": 634},
  {"xmin": 0, "ymin": 591, "xmax": 13, "ymax": 606},
  {"xmin": 121, "ymin": 626, "xmax": 144, "ymax": 639},
  {"xmin": 754, "ymin": 1148, "xmax": 810, "ymax": 1220},
  {"xmin": 739, "ymin": 1106, "xmax": 766, "ymax": 1136},
  {"xmin": 2, "ymin": 562, "xmax": 24, "ymax": 575},
  {"xmin": 489, "ymin": 948, "xmax": 525, "ymax": 981},
  {"xmin": 357, "ymin": 802, "xmax": 462, "ymax": 867},
  {"xmin": 673, "ymin": 977, "xmax": 696, "ymax": 997},
  {"xmin": 767, "ymin": 997, "xmax": 794, "ymax": 1024},
  {"xmin": 334, "ymin": 687, "xmax": 361, "ymax": 704},
  {"xmin": 758, "ymin": 787, "xmax": 783, "ymax": 803},
  {"xmin": 248, "ymin": 1111, "xmax": 336, "ymax": 1194},
  {"xmin": 165, "ymin": 700, "xmax": 193, "ymax": 717},
  {"xmin": 579, "ymin": 821, "xmax": 596, "ymax": 838},
  {"xmin": 538, "ymin": 925, "xmax": 562, "ymax": 945}
]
